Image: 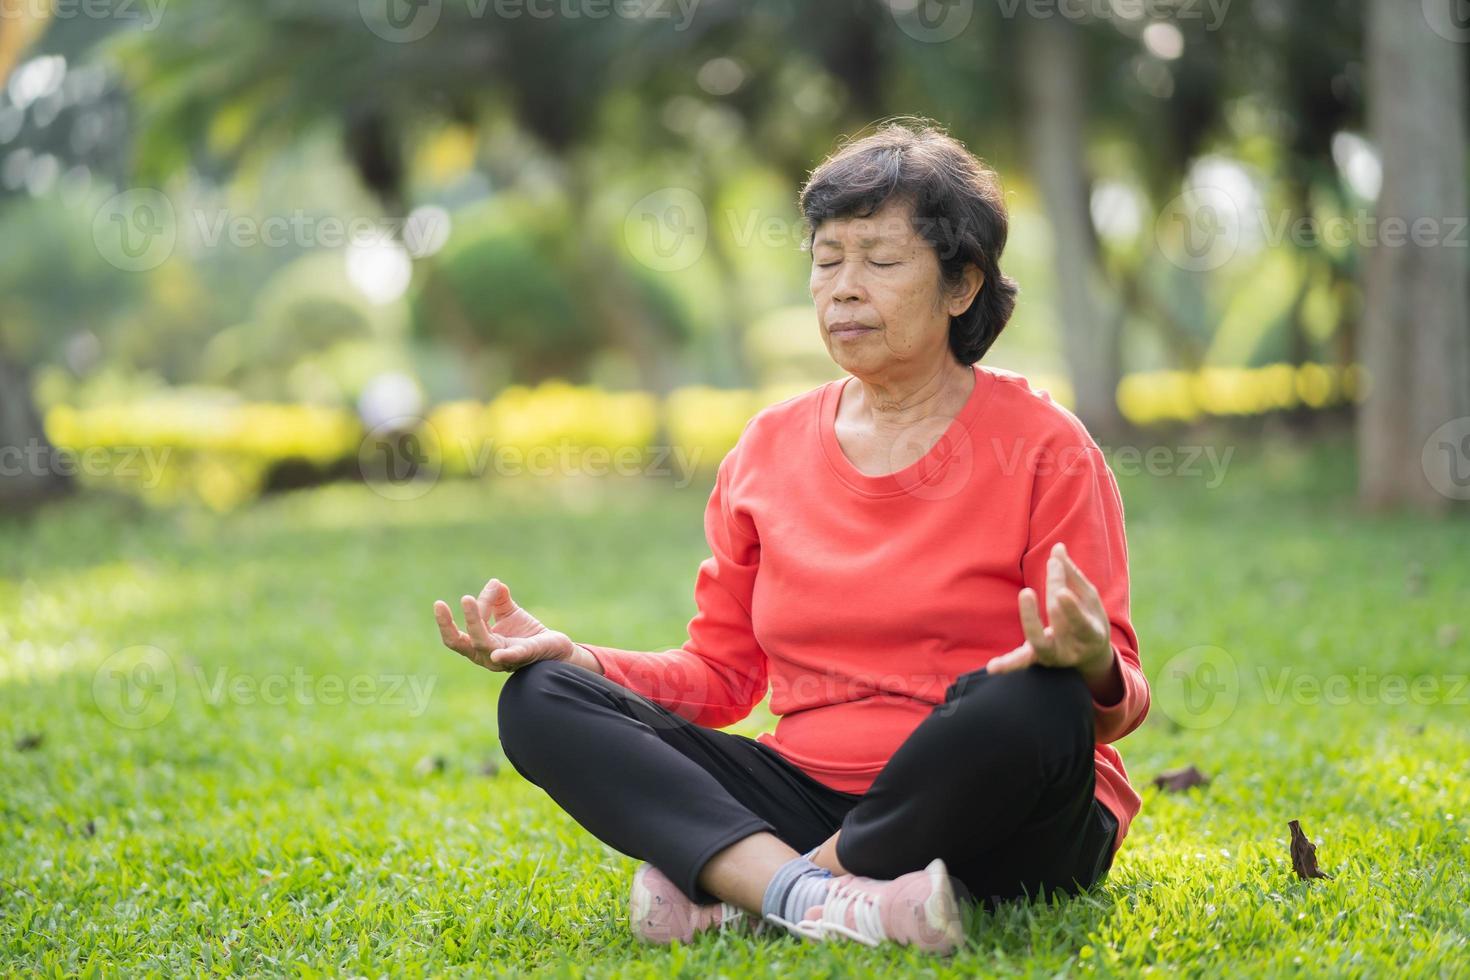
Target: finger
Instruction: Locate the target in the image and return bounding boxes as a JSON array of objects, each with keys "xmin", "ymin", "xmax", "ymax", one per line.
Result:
[
  {"xmin": 987, "ymin": 643, "xmax": 1035, "ymax": 674},
  {"xmin": 434, "ymin": 600, "xmax": 474, "ymax": 656},
  {"xmin": 484, "ymin": 578, "xmax": 518, "ymax": 626},
  {"xmin": 479, "ymin": 578, "xmax": 518, "ymax": 626},
  {"xmin": 1019, "ymin": 588, "xmax": 1051, "ymax": 651},
  {"xmin": 477, "ymin": 579, "xmax": 499, "ymax": 623},
  {"xmin": 1056, "ymin": 543, "xmax": 1102, "ymax": 603},
  {"xmin": 461, "ymin": 595, "xmax": 505, "ymax": 653},
  {"xmin": 1058, "ymin": 589, "xmax": 1101, "ymax": 640},
  {"xmin": 1047, "ymin": 550, "xmax": 1067, "ymax": 614}
]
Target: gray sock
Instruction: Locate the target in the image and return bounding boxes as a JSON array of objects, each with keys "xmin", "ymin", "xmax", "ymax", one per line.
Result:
[{"xmin": 761, "ymin": 856, "xmax": 833, "ymax": 923}]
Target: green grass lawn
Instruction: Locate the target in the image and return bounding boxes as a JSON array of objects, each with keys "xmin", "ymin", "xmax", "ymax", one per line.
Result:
[{"xmin": 3, "ymin": 434, "xmax": 1467, "ymax": 976}]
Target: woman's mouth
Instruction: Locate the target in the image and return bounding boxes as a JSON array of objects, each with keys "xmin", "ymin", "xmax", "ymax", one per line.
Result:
[{"xmin": 829, "ymin": 322, "xmax": 876, "ymax": 339}]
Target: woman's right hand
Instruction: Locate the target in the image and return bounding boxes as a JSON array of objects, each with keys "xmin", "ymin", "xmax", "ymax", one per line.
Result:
[{"xmin": 433, "ymin": 579, "xmax": 599, "ymax": 673}]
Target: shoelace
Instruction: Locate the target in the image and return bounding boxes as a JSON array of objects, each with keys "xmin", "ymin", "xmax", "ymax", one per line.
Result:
[
  {"xmin": 710, "ymin": 902, "xmax": 746, "ymax": 931},
  {"xmin": 811, "ymin": 878, "xmax": 886, "ymax": 946},
  {"xmin": 762, "ymin": 878, "xmax": 886, "ymax": 947}
]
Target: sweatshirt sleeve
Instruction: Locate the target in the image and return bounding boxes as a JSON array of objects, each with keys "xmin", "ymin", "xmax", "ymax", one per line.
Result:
[
  {"xmin": 574, "ymin": 445, "xmax": 768, "ymax": 728},
  {"xmin": 1021, "ymin": 427, "xmax": 1150, "ymax": 745}
]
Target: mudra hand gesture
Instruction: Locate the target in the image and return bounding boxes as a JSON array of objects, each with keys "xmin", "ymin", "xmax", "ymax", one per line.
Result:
[
  {"xmin": 433, "ymin": 579, "xmax": 579, "ymax": 672},
  {"xmin": 987, "ymin": 542, "xmax": 1115, "ymax": 680}
]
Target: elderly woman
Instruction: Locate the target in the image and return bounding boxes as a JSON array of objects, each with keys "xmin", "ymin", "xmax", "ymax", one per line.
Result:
[{"xmin": 433, "ymin": 120, "xmax": 1148, "ymax": 955}]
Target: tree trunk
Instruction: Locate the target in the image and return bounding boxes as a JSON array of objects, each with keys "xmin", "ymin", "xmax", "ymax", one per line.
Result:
[
  {"xmin": 1021, "ymin": 16, "xmax": 1126, "ymax": 441},
  {"xmin": 0, "ymin": 350, "xmax": 71, "ymax": 514},
  {"xmin": 1358, "ymin": 0, "xmax": 1470, "ymax": 511}
]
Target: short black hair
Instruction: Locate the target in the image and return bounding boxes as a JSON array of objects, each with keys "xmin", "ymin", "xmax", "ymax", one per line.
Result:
[{"xmin": 798, "ymin": 117, "xmax": 1020, "ymax": 364}]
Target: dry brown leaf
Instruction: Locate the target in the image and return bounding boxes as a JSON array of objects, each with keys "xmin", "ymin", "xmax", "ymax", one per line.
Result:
[{"xmin": 1288, "ymin": 818, "xmax": 1333, "ymax": 879}]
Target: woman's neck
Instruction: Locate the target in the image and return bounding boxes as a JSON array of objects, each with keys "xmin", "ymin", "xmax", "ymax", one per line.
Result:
[{"xmin": 847, "ymin": 361, "xmax": 975, "ymax": 434}]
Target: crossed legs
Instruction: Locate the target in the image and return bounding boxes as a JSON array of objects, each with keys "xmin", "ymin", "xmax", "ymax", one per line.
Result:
[{"xmin": 496, "ymin": 659, "xmax": 1107, "ymax": 914}]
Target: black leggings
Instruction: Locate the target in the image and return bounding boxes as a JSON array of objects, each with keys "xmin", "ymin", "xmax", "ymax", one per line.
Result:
[{"xmin": 497, "ymin": 659, "xmax": 1118, "ymax": 909}]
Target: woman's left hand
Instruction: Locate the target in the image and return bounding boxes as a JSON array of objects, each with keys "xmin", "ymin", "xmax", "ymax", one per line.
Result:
[{"xmin": 987, "ymin": 542, "xmax": 1114, "ymax": 679}]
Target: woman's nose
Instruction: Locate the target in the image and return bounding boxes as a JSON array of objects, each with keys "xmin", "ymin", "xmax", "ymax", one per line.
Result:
[{"xmin": 829, "ymin": 259, "xmax": 866, "ymax": 301}]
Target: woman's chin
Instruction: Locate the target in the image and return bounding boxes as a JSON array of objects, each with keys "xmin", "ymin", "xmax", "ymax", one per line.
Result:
[{"xmin": 827, "ymin": 348, "xmax": 875, "ymax": 376}]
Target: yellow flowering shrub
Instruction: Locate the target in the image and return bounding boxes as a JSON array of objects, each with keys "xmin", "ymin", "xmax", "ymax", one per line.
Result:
[{"xmin": 41, "ymin": 363, "xmax": 1364, "ymax": 511}]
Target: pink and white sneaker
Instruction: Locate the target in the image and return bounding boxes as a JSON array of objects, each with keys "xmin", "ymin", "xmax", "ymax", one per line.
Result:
[
  {"xmin": 766, "ymin": 858, "xmax": 967, "ymax": 955},
  {"xmin": 629, "ymin": 863, "xmax": 751, "ymax": 944}
]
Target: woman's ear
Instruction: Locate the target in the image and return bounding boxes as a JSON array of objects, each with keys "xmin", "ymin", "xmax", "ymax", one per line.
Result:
[{"xmin": 948, "ymin": 263, "xmax": 985, "ymax": 316}]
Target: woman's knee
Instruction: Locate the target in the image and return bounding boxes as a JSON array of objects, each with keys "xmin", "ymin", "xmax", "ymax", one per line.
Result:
[
  {"xmin": 496, "ymin": 659, "xmax": 585, "ymax": 756},
  {"xmin": 943, "ymin": 665, "xmax": 1093, "ymax": 750}
]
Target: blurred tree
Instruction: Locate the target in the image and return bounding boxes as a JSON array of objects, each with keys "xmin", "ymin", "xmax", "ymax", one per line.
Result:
[
  {"xmin": 0, "ymin": 0, "xmax": 66, "ymax": 512},
  {"xmin": 1273, "ymin": 4, "xmax": 1364, "ymax": 376},
  {"xmin": 111, "ymin": 1, "xmax": 699, "ymax": 400},
  {"xmin": 1357, "ymin": 0, "xmax": 1469, "ymax": 512},
  {"xmin": 1020, "ymin": 16, "xmax": 1127, "ymax": 439}
]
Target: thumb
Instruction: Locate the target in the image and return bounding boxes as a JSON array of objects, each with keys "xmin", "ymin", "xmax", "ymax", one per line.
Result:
[
  {"xmin": 491, "ymin": 633, "xmax": 561, "ymax": 667},
  {"xmin": 987, "ymin": 642, "xmax": 1035, "ymax": 674}
]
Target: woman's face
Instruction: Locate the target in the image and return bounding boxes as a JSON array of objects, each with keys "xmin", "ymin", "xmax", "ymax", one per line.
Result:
[{"xmin": 809, "ymin": 197, "xmax": 981, "ymax": 378}]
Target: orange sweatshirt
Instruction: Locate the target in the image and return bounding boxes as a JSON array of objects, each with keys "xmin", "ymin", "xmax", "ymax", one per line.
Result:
[{"xmin": 578, "ymin": 365, "xmax": 1150, "ymax": 858}]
